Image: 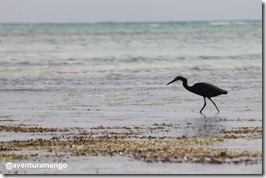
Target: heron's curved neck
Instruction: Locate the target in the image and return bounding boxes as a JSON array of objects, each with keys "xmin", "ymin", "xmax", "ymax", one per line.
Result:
[{"xmin": 180, "ymin": 78, "xmax": 191, "ymax": 91}]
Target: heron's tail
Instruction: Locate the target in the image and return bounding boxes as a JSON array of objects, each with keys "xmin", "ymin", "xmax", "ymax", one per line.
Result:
[{"xmin": 221, "ymin": 89, "xmax": 228, "ymax": 95}]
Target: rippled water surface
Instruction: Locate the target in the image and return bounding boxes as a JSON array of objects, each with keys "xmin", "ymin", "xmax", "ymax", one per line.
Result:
[{"xmin": 0, "ymin": 21, "xmax": 262, "ymax": 121}]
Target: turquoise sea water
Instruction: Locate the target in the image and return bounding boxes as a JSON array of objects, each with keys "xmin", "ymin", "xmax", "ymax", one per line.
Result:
[
  {"xmin": 0, "ymin": 21, "xmax": 262, "ymax": 91},
  {"xmin": 0, "ymin": 20, "xmax": 262, "ymax": 126}
]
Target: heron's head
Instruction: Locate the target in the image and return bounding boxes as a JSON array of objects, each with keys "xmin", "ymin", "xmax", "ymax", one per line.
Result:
[{"xmin": 167, "ymin": 76, "xmax": 186, "ymax": 85}]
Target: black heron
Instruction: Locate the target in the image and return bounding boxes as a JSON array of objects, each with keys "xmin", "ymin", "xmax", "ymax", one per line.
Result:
[{"xmin": 167, "ymin": 76, "xmax": 228, "ymax": 112}]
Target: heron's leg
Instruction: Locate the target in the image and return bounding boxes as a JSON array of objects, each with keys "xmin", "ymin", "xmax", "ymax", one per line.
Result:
[
  {"xmin": 200, "ymin": 97, "xmax": 206, "ymax": 113},
  {"xmin": 208, "ymin": 98, "xmax": 219, "ymax": 112}
]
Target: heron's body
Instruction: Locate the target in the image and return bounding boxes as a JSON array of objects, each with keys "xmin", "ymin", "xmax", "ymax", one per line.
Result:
[
  {"xmin": 167, "ymin": 76, "xmax": 227, "ymax": 112},
  {"xmin": 186, "ymin": 82, "xmax": 227, "ymax": 98}
]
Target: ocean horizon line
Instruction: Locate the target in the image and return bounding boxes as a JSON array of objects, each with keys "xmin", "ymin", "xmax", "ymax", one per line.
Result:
[{"xmin": 0, "ymin": 19, "xmax": 261, "ymax": 25}]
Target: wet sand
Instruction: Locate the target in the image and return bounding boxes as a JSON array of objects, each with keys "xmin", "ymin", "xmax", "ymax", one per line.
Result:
[{"xmin": 0, "ymin": 90, "xmax": 262, "ymax": 174}]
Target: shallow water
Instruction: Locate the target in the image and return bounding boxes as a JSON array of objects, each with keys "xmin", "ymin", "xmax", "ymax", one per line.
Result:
[{"xmin": 0, "ymin": 21, "xmax": 262, "ymax": 174}]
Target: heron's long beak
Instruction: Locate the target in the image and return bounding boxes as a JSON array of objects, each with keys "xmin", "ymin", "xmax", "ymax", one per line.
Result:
[{"xmin": 166, "ymin": 79, "xmax": 177, "ymax": 85}]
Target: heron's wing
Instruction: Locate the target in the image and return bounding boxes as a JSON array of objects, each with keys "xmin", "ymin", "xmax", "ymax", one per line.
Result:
[{"xmin": 191, "ymin": 82, "xmax": 227, "ymax": 97}]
